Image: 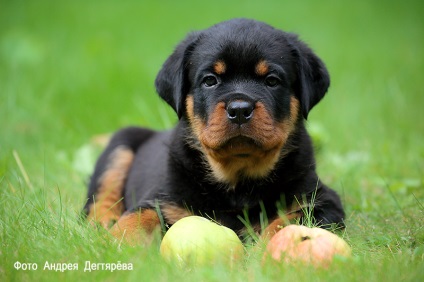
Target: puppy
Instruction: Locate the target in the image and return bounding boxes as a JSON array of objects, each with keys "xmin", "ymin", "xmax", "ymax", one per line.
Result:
[{"xmin": 83, "ymin": 18, "xmax": 345, "ymax": 245}]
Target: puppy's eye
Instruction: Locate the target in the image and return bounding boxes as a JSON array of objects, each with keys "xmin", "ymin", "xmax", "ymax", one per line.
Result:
[
  {"xmin": 265, "ymin": 76, "xmax": 280, "ymax": 87},
  {"xmin": 203, "ymin": 76, "xmax": 218, "ymax": 87}
]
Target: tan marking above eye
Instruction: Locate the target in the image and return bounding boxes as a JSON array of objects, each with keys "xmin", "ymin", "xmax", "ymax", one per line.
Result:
[
  {"xmin": 213, "ymin": 60, "xmax": 226, "ymax": 75},
  {"xmin": 255, "ymin": 60, "xmax": 269, "ymax": 76}
]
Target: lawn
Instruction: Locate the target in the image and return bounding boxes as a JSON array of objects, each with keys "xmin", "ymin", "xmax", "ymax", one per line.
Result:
[{"xmin": 1, "ymin": 0, "xmax": 423, "ymax": 281}]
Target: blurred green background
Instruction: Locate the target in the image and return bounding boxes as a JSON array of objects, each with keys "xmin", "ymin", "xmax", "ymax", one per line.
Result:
[
  {"xmin": 1, "ymin": 0, "xmax": 423, "ymax": 280},
  {"xmin": 1, "ymin": 0, "xmax": 423, "ymax": 222}
]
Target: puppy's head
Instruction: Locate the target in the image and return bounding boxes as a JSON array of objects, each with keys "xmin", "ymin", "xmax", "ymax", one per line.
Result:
[{"xmin": 155, "ymin": 19, "xmax": 330, "ymax": 185}]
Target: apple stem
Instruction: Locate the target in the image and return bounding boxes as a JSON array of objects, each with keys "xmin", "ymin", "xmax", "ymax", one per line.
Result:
[{"xmin": 301, "ymin": 236, "xmax": 311, "ymax": 241}]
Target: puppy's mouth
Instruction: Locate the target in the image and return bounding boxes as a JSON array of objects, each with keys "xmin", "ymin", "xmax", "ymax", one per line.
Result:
[{"xmin": 218, "ymin": 135, "xmax": 262, "ymax": 158}]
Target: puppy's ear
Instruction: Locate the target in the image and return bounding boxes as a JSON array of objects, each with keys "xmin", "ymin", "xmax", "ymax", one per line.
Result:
[
  {"xmin": 155, "ymin": 32, "xmax": 202, "ymax": 118},
  {"xmin": 288, "ymin": 34, "xmax": 330, "ymax": 119}
]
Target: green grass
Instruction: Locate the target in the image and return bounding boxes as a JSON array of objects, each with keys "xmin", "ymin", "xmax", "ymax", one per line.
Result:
[{"xmin": 1, "ymin": 0, "xmax": 423, "ymax": 281}]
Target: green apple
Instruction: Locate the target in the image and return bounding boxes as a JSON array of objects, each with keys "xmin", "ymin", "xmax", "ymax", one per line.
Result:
[{"xmin": 160, "ymin": 216, "xmax": 244, "ymax": 266}]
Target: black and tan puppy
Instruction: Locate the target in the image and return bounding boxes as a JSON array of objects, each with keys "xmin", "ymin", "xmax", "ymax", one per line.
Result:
[{"xmin": 83, "ymin": 18, "xmax": 344, "ymax": 245}]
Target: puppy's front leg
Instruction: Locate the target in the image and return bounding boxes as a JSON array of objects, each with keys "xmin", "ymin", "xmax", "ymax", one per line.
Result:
[{"xmin": 109, "ymin": 209, "xmax": 161, "ymax": 246}]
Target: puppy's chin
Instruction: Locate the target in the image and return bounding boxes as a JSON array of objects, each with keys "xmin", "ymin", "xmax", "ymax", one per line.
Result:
[{"xmin": 202, "ymin": 139, "xmax": 282, "ymax": 186}]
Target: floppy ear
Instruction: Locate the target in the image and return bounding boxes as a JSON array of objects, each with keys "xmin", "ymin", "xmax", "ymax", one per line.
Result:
[
  {"xmin": 155, "ymin": 32, "xmax": 202, "ymax": 119},
  {"xmin": 288, "ymin": 34, "xmax": 330, "ymax": 119}
]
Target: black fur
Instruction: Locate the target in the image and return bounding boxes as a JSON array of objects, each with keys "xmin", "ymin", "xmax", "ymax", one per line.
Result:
[{"xmin": 84, "ymin": 19, "xmax": 344, "ymax": 234}]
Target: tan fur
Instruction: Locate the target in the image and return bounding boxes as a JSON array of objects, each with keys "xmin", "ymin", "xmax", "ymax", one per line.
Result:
[
  {"xmin": 161, "ymin": 204, "xmax": 193, "ymax": 224},
  {"xmin": 213, "ymin": 60, "xmax": 226, "ymax": 75},
  {"xmin": 260, "ymin": 199, "xmax": 309, "ymax": 240},
  {"xmin": 87, "ymin": 146, "xmax": 134, "ymax": 228},
  {"xmin": 109, "ymin": 209, "xmax": 161, "ymax": 246},
  {"xmin": 260, "ymin": 212, "xmax": 303, "ymax": 240},
  {"xmin": 255, "ymin": 60, "xmax": 269, "ymax": 76}
]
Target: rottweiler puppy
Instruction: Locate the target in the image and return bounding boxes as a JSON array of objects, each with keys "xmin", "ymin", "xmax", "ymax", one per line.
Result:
[{"xmin": 83, "ymin": 18, "xmax": 345, "ymax": 245}]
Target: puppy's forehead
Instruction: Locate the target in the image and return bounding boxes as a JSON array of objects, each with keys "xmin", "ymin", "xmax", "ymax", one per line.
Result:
[{"xmin": 191, "ymin": 20, "xmax": 293, "ymax": 73}]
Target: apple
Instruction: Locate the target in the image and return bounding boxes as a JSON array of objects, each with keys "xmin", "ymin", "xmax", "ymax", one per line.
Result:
[
  {"xmin": 160, "ymin": 216, "xmax": 244, "ymax": 266},
  {"xmin": 264, "ymin": 224, "xmax": 351, "ymax": 268}
]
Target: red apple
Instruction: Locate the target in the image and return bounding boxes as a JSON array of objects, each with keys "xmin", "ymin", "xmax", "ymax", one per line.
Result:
[
  {"xmin": 264, "ymin": 224, "xmax": 351, "ymax": 268},
  {"xmin": 160, "ymin": 216, "xmax": 244, "ymax": 266}
]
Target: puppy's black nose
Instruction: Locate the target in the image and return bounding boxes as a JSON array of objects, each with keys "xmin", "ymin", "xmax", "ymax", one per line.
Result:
[{"xmin": 226, "ymin": 100, "xmax": 254, "ymax": 125}]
